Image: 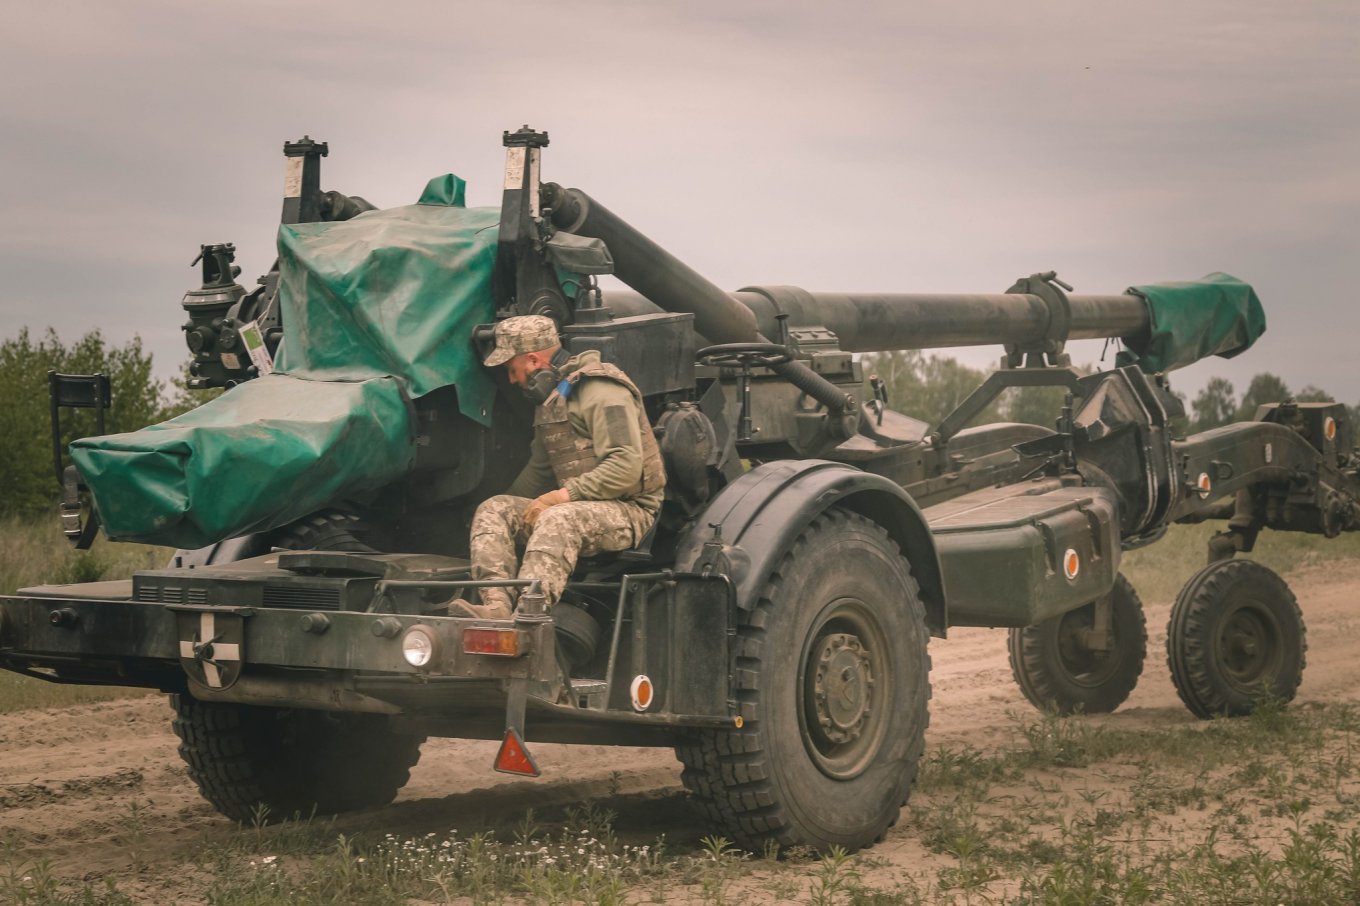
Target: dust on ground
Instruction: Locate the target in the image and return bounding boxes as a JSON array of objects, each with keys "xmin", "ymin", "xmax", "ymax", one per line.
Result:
[{"xmin": 3, "ymin": 560, "xmax": 1358, "ymax": 899}]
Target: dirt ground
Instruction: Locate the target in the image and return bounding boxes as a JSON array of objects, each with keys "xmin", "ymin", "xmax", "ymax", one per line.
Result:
[{"xmin": 3, "ymin": 559, "xmax": 1359, "ymax": 895}]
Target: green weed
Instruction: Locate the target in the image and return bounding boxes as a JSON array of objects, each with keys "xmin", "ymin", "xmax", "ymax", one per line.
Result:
[
  {"xmin": 0, "ymin": 839, "xmax": 134, "ymax": 906},
  {"xmin": 0, "ymin": 515, "xmax": 169, "ymax": 712}
]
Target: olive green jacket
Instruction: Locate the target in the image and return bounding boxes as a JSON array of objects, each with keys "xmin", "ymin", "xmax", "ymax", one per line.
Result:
[{"xmin": 505, "ymin": 351, "xmax": 664, "ymax": 512}]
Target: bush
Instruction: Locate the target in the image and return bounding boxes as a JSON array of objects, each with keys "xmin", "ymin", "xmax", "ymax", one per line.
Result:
[{"xmin": 0, "ymin": 328, "xmax": 172, "ymax": 517}]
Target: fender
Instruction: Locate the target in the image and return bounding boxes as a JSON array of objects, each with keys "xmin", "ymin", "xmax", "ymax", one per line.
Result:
[{"xmin": 673, "ymin": 460, "xmax": 947, "ymax": 635}]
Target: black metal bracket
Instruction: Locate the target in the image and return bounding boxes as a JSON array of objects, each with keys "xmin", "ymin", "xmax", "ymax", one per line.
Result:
[
  {"xmin": 494, "ymin": 125, "xmax": 571, "ymax": 322},
  {"xmin": 1005, "ymin": 271, "xmax": 1073, "ymax": 368},
  {"xmin": 47, "ymin": 371, "xmax": 111, "ymax": 549},
  {"xmin": 503, "ymin": 126, "xmax": 550, "ymax": 149},
  {"xmin": 280, "ymin": 136, "xmax": 329, "ymax": 225},
  {"xmin": 933, "ymin": 365, "xmax": 1085, "ymax": 446}
]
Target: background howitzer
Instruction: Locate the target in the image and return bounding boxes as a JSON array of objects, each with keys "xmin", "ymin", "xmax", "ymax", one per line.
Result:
[{"xmin": 1, "ymin": 127, "xmax": 1357, "ymax": 855}]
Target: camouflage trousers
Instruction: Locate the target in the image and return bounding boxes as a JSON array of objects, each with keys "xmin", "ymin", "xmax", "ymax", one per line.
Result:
[{"xmin": 470, "ymin": 495, "xmax": 657, "ymax": 607}]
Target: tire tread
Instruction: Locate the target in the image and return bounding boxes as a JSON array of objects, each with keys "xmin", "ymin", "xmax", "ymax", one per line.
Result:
[
  {"xmin": 171, "ymin": 694, "xmax": 423, "ymax": 823},
  {"xmin": 675, "ymin": 509, "xmax": 931, "ymax": 852},
  {"xmin": 1166, "ymin": 559, "xmax": 1307, "ymax": 719},
  {"xmin": 1007, "ymin": 574, "xmax": 1146, "ymax": 715}
]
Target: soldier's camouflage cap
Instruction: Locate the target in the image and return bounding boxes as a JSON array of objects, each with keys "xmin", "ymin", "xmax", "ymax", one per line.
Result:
[{"xmin": 483, "ymin": 315, "xmax": 560, "ymax": 367}]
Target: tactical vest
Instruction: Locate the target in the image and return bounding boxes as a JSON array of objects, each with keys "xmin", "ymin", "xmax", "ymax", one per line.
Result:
[{"xmin": 532, "ymin": 361, "xmax": 666, "ymax": 497}]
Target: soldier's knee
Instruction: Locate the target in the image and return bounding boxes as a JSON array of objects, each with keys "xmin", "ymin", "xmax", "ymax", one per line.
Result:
[
  {"xmin": 531, "ymin": 505, "xmax": 581, "ymax": 539},
  {"xmin": 477, "ymin": 494, "xmax": 524, "ymax": 514},
  {"xmin": 473, "ymin": 495, "xmax": 527, "ymax": 531},
  {"xmin": 530, "ymin": 503, "xmax": 590, "ymax": 538}
]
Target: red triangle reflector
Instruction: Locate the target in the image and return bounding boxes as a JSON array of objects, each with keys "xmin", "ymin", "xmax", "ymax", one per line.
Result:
[{"xmin": 493, "ymin": 728, "xmax": 541, "ymax": 777}]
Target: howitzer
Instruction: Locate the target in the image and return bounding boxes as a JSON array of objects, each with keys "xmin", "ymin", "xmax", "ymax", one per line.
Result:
[{"xmin": 3, "ymin": 127, "xmax": 1357, "ymax": 854}]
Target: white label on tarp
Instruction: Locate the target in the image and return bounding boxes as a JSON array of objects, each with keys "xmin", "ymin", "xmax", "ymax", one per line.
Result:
[
  {"xmin": 504, "ymin": 146, "xmax": 526, "ymax": 189},
  {"xmin": 284, "ymin": 156, "xmax": 304, "ymax": 197},
  {"xmin": 239, "ymin": 321, "xmax": 273, "ymax": 375},
  {"xmin": 219, "ymin": 352, "xmax": 241, "ymax": 371}
]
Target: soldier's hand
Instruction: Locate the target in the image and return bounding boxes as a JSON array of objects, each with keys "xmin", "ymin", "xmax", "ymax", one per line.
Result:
[{"xmin": 523, "ymin": 489, "xmax": 571, "ymax": 529}]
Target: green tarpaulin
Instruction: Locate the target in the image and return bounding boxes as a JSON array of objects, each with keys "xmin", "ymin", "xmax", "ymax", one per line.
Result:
[
  {"xmin": 71, "ymin": 374, "xmax": 413, "ymax": 549},
  {"xmin": 274, "ymin": 178, "xmax": 498, "ymax": 422},
  {"xmin": 1117, "ymin": 272, "xmax": 1265, "ymax": 373},
  {"xmin": 73, "ymin": 175, "xmax": 504, "ymax": 548}
]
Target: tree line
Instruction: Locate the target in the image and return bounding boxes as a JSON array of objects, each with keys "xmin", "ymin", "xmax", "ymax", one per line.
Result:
[
  {"xmin": 1185, "ymin": 374, "xmax": 1359, "ymax": 433},
  {"xmin": 0, "ymin": 328, "xmax": 208, "ymax": 517},
  {"xmin": 859, "ymin": 349, "xmax": 1360, "ymax": 436},
  {"xmin": 1, "ymin": 329, "xmax": 1356, "ymax": 519}
]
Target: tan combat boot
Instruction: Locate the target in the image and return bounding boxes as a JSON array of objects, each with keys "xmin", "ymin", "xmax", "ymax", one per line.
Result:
[{"xmin": 449, "ymin": 588, "xmax": 514, "ymax": 620}]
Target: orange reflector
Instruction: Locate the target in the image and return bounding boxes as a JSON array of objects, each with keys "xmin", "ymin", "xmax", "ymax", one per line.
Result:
[
  {"xmin": 629, "ymin": 674, "xmax": 654, "ymax": 712},
  {"xmin": 1062, "ymin": 549, "xmax": 1080, "ymax": 581},
  {"xmin": 462, "ymin": 627, "xmax": 522, "ymax": 656},
  {"xmin": 493, "ymin": 728, "xmax": 540, "ymax": 776},
  {"xmin": 1196, "ymin": 472, "xmax": 1212, "ymax": 498}
]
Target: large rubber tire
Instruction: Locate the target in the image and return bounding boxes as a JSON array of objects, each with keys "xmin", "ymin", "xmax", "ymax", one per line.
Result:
[
  {"xmin": 675, "ymin": 508, "xmax": 931, "ymax": 853},
  {"xmin": 268, "ymin": 510, "xmax": 377, "ymax": 552},
  {"xmin": 1167, "ymin": 559, "xmax": 1306, "ymax": 719},
  {"xmin": 171, "ymin": 694, "xmax": 424, "ymax": 823},
  {"xmin": 172, "ymin": 509, "xmax": 412, "ymax": 824},
  {"xmin": 1007, "ymin": 574, "xmax": 1146, "ymax": 715}
]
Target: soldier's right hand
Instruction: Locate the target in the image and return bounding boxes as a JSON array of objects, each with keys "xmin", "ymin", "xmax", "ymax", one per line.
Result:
[{"xmin": 522, "ymin": 488, "xmax": 571, "ymax": 530}]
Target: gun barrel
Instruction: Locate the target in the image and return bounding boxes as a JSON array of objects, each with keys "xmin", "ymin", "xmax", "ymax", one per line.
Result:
[
  {"xmin": 547, "ymin": 185, "xmax": 854, "ymax": 414},
  {"xmin": 730, "ymin": 289, "xmax": 1149, "ymax": 353},
  {"xmin": 546, "ymin": 185, "xmax": 1150, "ymax": 356},
  {"xmin": 546, "ymin": 184, "xmax": 761, "ymax": 344},
  {"xmin": 603, "ymin": 286, "xmax": 1149, "ymax": 354}
]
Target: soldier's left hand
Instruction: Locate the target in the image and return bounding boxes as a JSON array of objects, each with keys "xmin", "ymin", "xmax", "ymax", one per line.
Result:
[{"xmin": 523, "ymin": 489, "xmax": 571, "ymax": 529}]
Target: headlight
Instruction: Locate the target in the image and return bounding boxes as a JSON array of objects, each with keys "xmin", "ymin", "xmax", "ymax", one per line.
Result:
[{"xmin": 401, "ymin": 625, "xmax": 437, "ymax": 668}]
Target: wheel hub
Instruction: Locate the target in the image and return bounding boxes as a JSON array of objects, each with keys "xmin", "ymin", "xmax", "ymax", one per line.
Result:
[
  {"xmin": 1220, "ymin": 608, "xmax": 1272, "ymax": 681},
  {"xmin": 1055, "ymin": 609, "xmax": 1118, "ymax": 684},
  {"xmin": 812, "ymin": 633, "xmax": 874, "ymax": 744}
]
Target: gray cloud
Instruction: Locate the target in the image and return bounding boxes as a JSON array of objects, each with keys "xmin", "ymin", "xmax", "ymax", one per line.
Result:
[{"xmin": 2, "ymin": 0, "xmax": 1356, "ymax": 405}]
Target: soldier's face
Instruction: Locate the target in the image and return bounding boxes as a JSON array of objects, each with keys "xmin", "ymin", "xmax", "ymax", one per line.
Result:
[{"xmin": 505, "ymin": 350, "xmax": 548, "ymax": 389}]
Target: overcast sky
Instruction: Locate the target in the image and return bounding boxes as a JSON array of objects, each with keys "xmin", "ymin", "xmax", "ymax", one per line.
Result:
[{"xmin": 2, "ymin": 0, "xmax": 1357, "ymax": 408}]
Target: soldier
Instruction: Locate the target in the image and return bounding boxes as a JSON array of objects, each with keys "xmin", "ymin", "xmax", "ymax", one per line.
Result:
[{"xmin": 453, "ymin": 315, "xmax": 666, "ymax": 619}]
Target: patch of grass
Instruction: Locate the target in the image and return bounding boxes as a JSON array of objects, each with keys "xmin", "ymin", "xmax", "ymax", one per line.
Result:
[
  {"xmin": 4, "ymin": 702, "xmax": 1359, "ymax": 904},
  {"xmin": 0, "ymin": 515, "xmax": 168, "ymax": 713},
  {"xmin": 1011, "ymin": 696, "xmax": 1331, "ymax": 773},
  {"xmin": 904, "ymin": 702, "xmax": 1360, "ymax": 903},
  {"xmin": 0, "ymin": 515, "xmax": 170, "ymax": 597},
  {"xmin": 185, "ymin": 805, "xmax": 670, "ymax": 906},
  {"xmin": 0, "ymin": 839, "xmax": 135, "ymax": 906},
  {"xmin": 0, "ymin": 672, "xmax": 153, "ymax": 715},
  {"xmin": 917, "ymin": 743, "xmax": 1018, "ymax": 794},
  {"xmin": 1121, "ymin": 520, "xmax": 1360, "ymax": 605}
]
